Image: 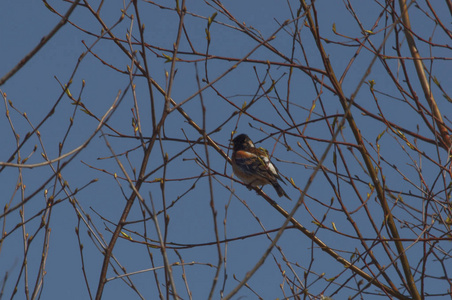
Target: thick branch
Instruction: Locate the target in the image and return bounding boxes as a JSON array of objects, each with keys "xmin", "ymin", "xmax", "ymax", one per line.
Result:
[{"xmin": 398, "ymin": 0, "xmax": 451, "ymax": 149}]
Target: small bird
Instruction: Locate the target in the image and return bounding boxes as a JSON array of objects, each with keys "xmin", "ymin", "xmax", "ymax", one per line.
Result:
[{"xmin": 231, "ymin": 133, "xmax": 291, "ymax": 200}]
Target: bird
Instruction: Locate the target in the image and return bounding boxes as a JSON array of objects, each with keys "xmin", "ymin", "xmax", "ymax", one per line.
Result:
[{"xmin": 231, "ymin": 133, "xmax": 291, "ymax": 200}]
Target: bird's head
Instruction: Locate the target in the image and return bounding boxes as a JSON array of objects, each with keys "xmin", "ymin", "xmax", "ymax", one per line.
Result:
[{"xmin": 232, "ymin": 134, "xmax": 255, "ymax": 151}]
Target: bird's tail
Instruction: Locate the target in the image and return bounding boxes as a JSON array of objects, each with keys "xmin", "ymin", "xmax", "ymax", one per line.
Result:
[{"xmin": 272, "ymin": 182, "xmax": 291, "ymax": 200}]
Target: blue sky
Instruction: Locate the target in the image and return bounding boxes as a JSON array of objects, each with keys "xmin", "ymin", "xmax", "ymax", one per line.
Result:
[{"xmin": 1, "ymin": 1, "xmax": 451, "ymax": 299}]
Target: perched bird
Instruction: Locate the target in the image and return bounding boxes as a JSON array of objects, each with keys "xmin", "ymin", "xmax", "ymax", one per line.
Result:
[{"xmin": 231, "ymin": 134, "xmax": 291, "ymax": 200}]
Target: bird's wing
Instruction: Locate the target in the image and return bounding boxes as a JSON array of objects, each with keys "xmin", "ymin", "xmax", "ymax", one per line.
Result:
[
  {"xmin": 235, "ymin": 149, "xmax": 280, "ymax": 183},
  {"xmin": 250, "ymin": 148, "xmax": 286, "ymax": 183}
]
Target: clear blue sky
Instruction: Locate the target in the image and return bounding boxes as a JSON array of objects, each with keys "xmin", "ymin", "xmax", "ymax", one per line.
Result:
[{"xmin": 1, "ymin": 1, "xmax": 451, "ymax": 299}]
